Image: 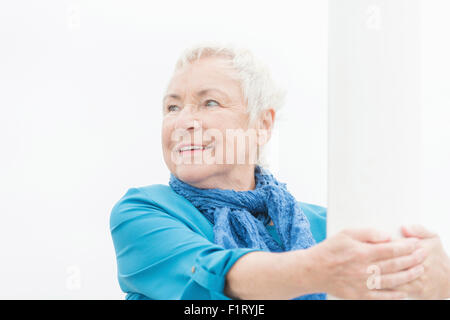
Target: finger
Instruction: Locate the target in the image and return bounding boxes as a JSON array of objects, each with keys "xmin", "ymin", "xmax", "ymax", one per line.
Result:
[
  {"xmin": 392, "ymin": 281, "xmax": 421, "ymax": 297},
  {"xmin": 379, "ymin": 264, "xmax": 424, "ymax": 289},
  {"xmin": 401, "ymin": 224, "xmax": 437, "ymax": 239},
  {"xmin": 369, "ymin": 237, "xmax": 419, "ymax": 261},
  {"xmin": 376, "ymin": 248, "xmax": 427, "ymax": 274},
  {"xmin": 365, "ymin": 290, "xmax": 408, "ymax": 300},
  {"xmin": 342, "ymin": 228, "xmax": 391, "ymax": 243}
]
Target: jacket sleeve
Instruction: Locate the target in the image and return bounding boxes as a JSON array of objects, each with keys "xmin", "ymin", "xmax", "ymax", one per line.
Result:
[{"xmin": 110, "ymin": 187, "xmax": 262, "ymax": 300}]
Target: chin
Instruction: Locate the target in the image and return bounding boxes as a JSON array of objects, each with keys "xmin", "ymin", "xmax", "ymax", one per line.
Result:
[{"xmin": 173, "ymin": 164, "xmax": 219, "ymax": 187}]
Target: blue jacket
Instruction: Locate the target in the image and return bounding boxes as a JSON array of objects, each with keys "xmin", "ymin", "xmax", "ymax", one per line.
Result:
[{"xmin": 110, "ymin": 184, "xmax": 327, "ymax": 300}]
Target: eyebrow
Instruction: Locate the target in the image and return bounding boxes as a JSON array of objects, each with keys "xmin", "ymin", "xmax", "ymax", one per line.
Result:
[
  {"xmin": 162, "ymin": 88, "xmax": 229, "ymax": 104},
  {"xmin": 162, "ymin": 93, "xmax": 180, "ymax": 103}
]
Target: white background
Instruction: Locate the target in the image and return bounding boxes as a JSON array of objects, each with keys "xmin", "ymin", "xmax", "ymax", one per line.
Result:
[{"xmin": 0, "ymin": 0, "xmax": 448, "ymax": 299}]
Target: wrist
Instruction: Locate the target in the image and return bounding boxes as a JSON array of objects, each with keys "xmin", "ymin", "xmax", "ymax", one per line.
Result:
[{"xmin": 285, "ymin": 246, "xmax": 325, "ymax": 296}]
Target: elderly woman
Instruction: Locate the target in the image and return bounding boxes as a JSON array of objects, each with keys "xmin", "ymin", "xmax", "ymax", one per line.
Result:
[{"xmin": 110, "ymin": 43, "xmax": 450, "ymax": 300}]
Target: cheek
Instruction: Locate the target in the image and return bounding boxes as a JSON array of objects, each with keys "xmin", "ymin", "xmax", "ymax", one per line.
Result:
[
  {"xmin": 161, "ymin": 121, "xmax": 173, "ymax": 150},
  {"xmin": 220, "ymin": 124, "xmax": 252, "ymax": 158},
  {"xmin": 161, "ymin": 122, "xmax": 177, "ymax": 169}
]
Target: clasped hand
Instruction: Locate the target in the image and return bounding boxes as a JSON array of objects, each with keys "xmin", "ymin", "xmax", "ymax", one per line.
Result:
[{"xmin": 309, "ymin": 226, "xmax": 450, "ymax": 299}]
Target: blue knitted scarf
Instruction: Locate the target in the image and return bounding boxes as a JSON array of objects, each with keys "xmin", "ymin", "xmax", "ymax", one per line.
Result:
[{"xmin": 169, "ymin": 165, "xmax": 326, "ymax": 300}]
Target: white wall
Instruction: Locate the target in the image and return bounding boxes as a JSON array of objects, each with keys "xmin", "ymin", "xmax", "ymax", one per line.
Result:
[{"xmin": 0, "ymin": 0, "xmax": 328, "ymax": 299}]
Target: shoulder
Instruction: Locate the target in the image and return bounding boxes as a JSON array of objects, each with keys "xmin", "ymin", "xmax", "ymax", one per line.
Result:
[
  {"xmin": 111, "ymin": 184, "xmax": 172, "ymax": 207},
  {"xmin": 298, "ymin": 201, "xmax": 327, "ymax": 243},
  {"xmin": 110, "ymin": 184, "xmax": 169, "ymax": 227},
  {"xmin": 109, "ymin": 184, "xmax": 214, "ymax": 238},
  {"xmin": 298, "ymin": 202, "xmax": 327, "ymax": 219}
]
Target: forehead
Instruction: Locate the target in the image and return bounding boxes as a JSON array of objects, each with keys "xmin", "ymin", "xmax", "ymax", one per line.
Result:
[{"xmin": 166, "ymin": 56, "xmax": 241, "ymax": 94}]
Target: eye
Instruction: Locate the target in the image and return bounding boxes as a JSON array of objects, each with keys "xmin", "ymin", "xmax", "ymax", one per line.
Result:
[
  {"xmin": 167, "ymin": 105, "xmax": 180, "ymax": 112},
  {"xmin": 205, "ymin": 100, "xmax": 220, "ymax": 107}
]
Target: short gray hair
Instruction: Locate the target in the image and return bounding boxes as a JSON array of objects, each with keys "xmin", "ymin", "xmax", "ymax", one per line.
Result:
[{"xmin": 173, "ymin": 42, "xmax": 286, "ymax": 125}]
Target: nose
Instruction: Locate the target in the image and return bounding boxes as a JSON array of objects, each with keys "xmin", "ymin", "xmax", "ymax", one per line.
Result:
[{"xmin": 174, "ymin": 105, "xmax": 202, "ymax": 131}]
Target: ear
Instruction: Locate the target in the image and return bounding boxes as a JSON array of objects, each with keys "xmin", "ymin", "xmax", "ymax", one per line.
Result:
[{"xmin": 257, "ymin": 109, "xmax": 276, "ymax": 146}]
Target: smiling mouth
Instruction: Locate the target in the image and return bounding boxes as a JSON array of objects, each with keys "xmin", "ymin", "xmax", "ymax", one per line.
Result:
[{"xmin": 178, "ymin": 144, "xmax": 214, "ymax": 154}]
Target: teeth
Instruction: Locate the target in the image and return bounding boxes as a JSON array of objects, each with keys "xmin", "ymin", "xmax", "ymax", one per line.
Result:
[
  {"xmin": 181, "ymin": 146, "xmax": 202, "ymax": 151},
  {"xmin": 179, "ymin": 145, "xmax": 212, "ymax": 152}
]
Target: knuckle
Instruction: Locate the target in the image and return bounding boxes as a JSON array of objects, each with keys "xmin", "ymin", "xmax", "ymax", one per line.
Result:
[
  {"xmin": 359, "ymin": 247, "xmax": 373, "ymax": 261},
  {"xmin": 361, "ymin": 264, "xmax": 372, "ymax": 278},
  {"xmin": 392, "ymin": 244, "xmax": 401, "ymax": 256},
  {"xmin": 406, "ymin": 269, "xmax": 415, "ymax": 281},
  {"xmin": 391, "ymin": 259, "xmax": 401, "ymax": 271},
  {"xmin": 379, "ymin": 260, "xmax": 392, "ymax": 274},
  {"xmin": 406, "ymin": 241, "xmax": 417, "ymax": 253},
  {"xmin": 366, "ymin": 246, "xmax": 379, "ymax": 260},
  {"xmin": 379, "ymin": 245, "xmax": 395, "ymax": 258},
  {"xmin": 398, "ymin": 242, "xmax": 410, "ymax": 256},
  {"xmin": 408, "ymin": 267, "xmax": 420, "ymax": 280},
  {"xmin": 413, "ymin": 251, "xmax": 422, "ymax": 264},
  {"xmin": 381, "ymin": 262, "xmax": 392, "ymax": 274},
  {"xmin": 356, "ymin": 247, "xmax": 367, "ymax": 259},
  {"xmin": 394, "ymin": 243, "xmax": 403, "ymax": 255},
  {"xmin": 379, "ymin": 276, "xmax": 389, "ymax": 289}
]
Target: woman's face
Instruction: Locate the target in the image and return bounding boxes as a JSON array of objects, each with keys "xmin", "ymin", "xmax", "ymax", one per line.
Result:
[{"xmin": 161, "ymin": 56, "xmax": 263, "ymax": 189}]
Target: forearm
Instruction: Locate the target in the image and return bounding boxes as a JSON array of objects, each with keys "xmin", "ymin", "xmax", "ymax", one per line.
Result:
[{"xmin": 224, "ymin": 249, "xmax": 318, "ymax": 300}]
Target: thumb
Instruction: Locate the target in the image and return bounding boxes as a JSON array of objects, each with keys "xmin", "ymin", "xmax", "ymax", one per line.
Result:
[{"xmin": 401, "ymin": 224, "xmax": 437, "ymax": 239}]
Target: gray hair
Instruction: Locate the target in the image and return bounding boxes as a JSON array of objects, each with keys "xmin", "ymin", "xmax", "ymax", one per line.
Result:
[{"xmin": 170, "ymin": 42, "xmax": 286, "ymax": 168}]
